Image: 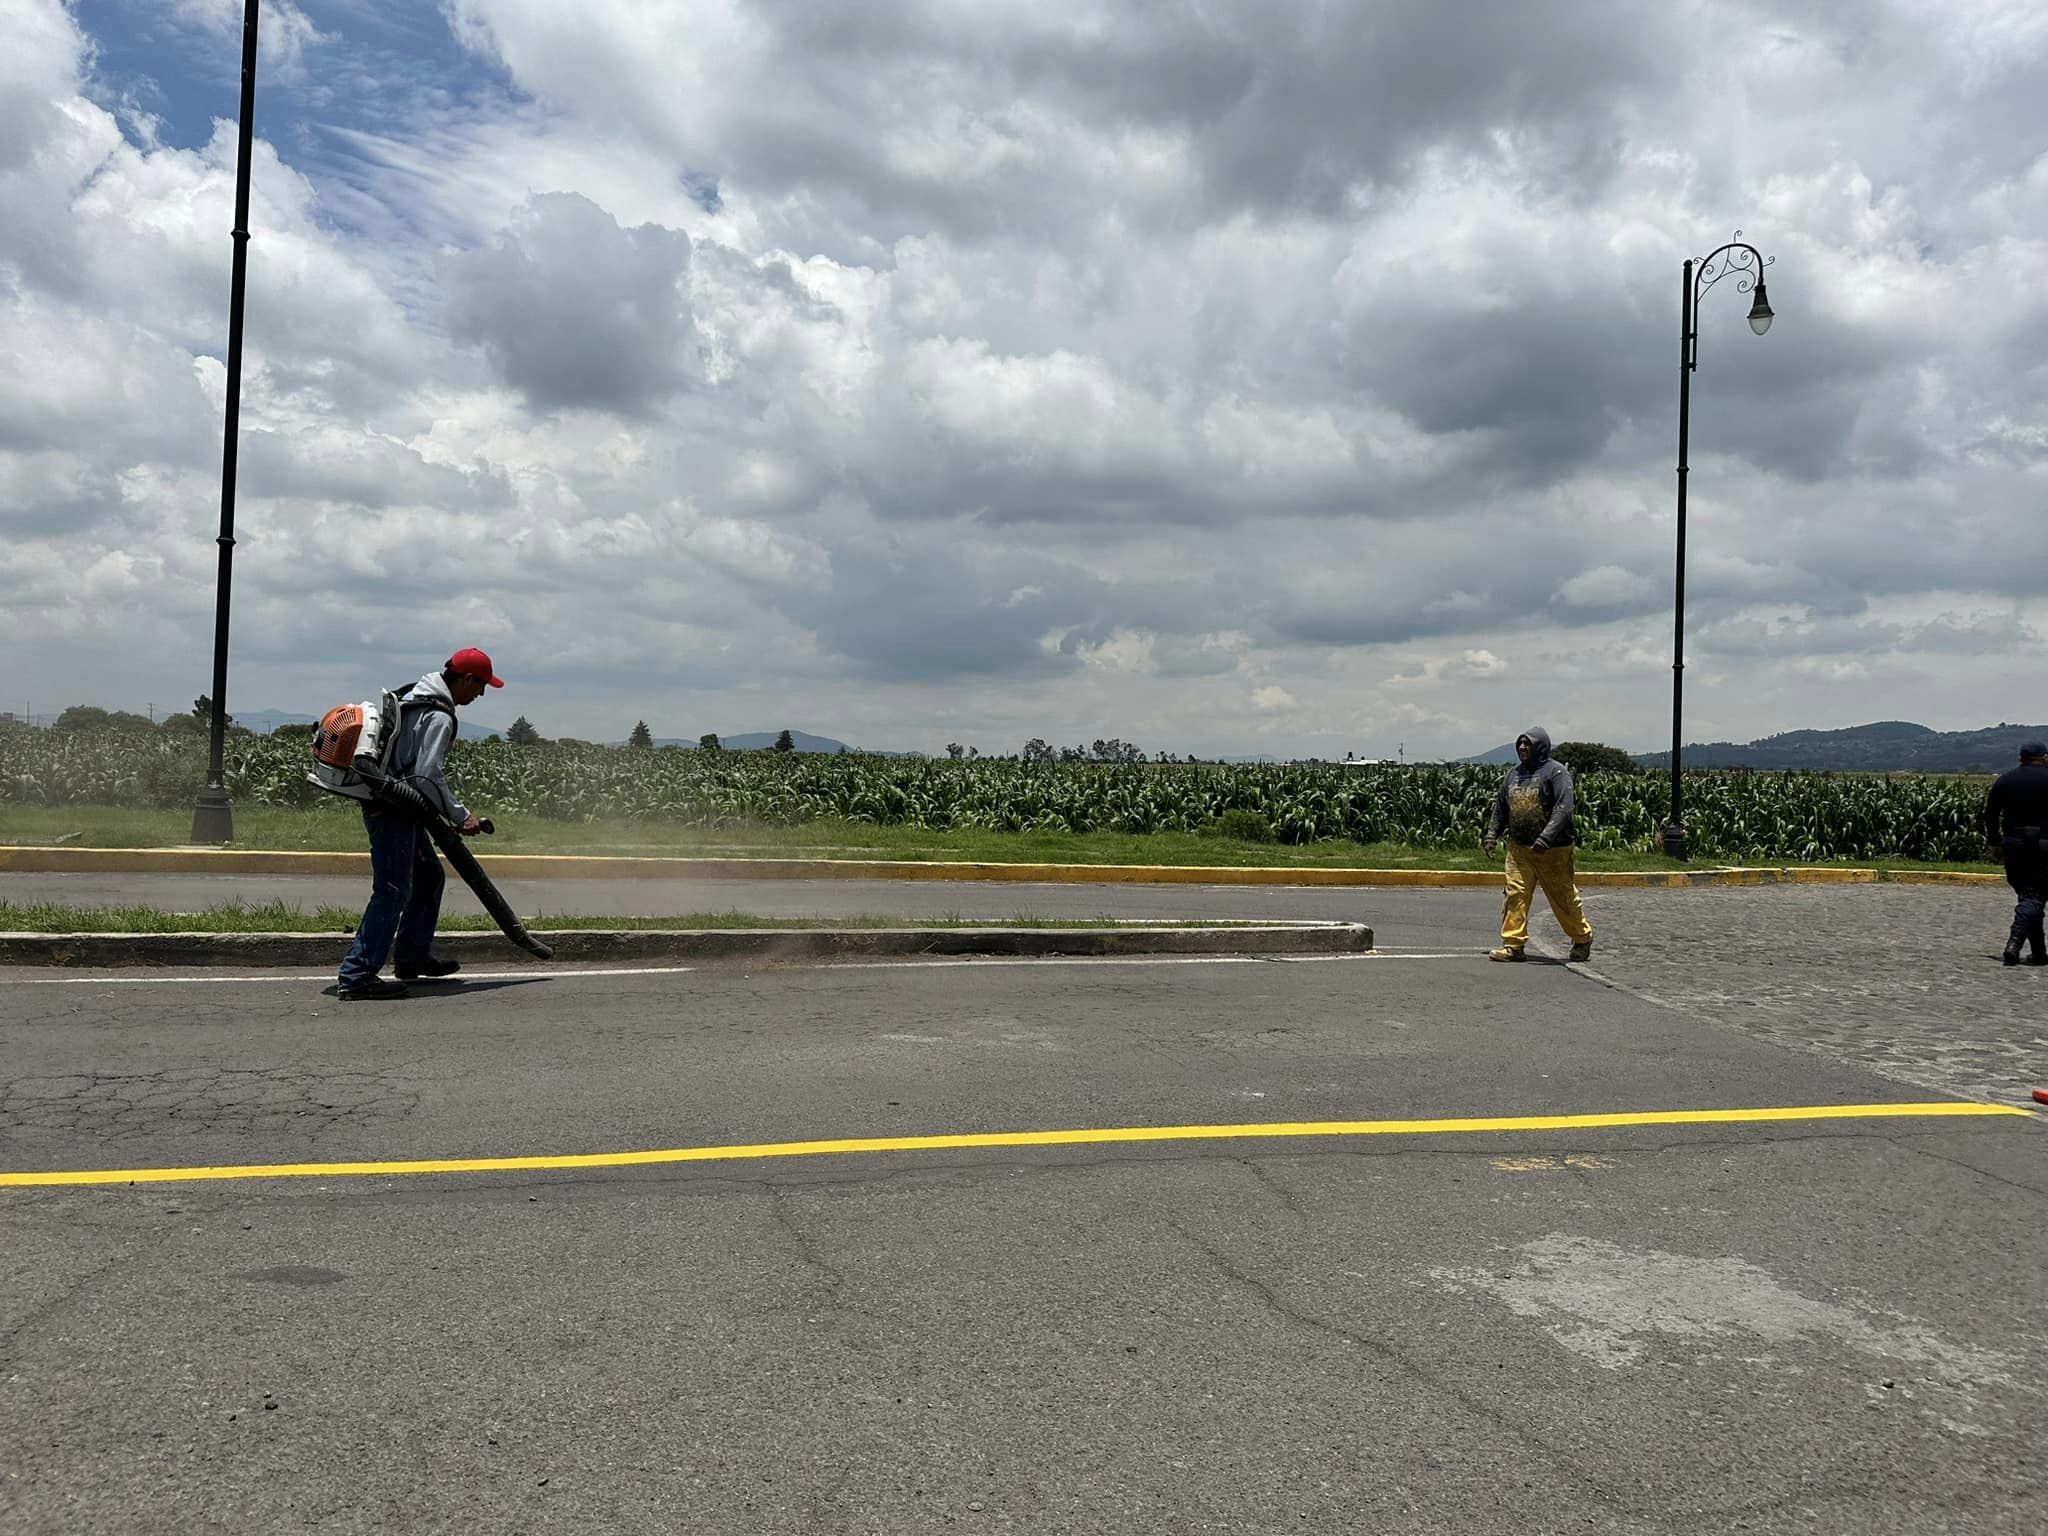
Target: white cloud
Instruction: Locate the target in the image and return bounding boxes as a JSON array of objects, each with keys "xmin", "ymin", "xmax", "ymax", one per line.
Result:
[
  {"xmin": 171, "ymin": 0, "xmax": 328, "ymax": 80},
  {"xmin": 1250, "ymin": 685, "xmax": 1298, "ymax": 714},
  {"xmin": 1556, "ymin": 565, "xmax": 1655, "ymax": 611}
]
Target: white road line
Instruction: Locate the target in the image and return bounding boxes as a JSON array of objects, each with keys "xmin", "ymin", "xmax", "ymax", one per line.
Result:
[
  {"xmin": 1, "ymin": 964, "xmax": 698, "ymax": 987},
  {"xmin": 0, "ymin": 950, "xmax": 1492, "ymax": 986},
  {"xmin": 817, "ymin": 952, "xmax": 1483, "ymax": 970}
]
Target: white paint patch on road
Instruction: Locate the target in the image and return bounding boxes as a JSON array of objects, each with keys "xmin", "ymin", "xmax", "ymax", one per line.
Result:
[{"xmin": 1429, "ymin": 1234, "xmax": 2032, "ymax": 1429}]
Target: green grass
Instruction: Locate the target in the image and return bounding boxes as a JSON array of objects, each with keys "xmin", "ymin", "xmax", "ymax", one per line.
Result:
[
  {"xmin": 0, "ymin": 804, "xmax": 2000, "ymax": 875},
  {"xmin": 0, "ymin": 899, "xmax": 1219, "ymax": 936}
]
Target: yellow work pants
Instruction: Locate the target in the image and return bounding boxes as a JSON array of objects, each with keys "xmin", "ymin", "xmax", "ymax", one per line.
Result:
[{"xmin": 1501, "ymin": 843, "xmax": 1593, "ymax": 950}]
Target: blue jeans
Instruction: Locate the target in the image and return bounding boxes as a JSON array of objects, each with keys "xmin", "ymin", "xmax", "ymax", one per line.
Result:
[{"xmin": 338, "ymin": 808, "xmax": 445, "ymax": 987}]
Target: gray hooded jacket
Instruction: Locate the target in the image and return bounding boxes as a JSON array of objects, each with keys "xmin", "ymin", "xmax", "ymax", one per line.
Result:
[
  {"xmin": 387, "ymin": 671, "xmax": 470, "ymax": 825},
  {"xmin": 1486, "ymin": 726, "xmax": 1576, "ymax": 848}
]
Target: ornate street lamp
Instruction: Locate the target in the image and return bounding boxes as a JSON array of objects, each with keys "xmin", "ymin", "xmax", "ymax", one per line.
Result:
[
  {"xmin": 191, "ymin": 0, "xmax": 261, "ymax": 843},
  {"xmin": 1662, "ymin": 233, "xmax": 1774, "ymax": 861}
]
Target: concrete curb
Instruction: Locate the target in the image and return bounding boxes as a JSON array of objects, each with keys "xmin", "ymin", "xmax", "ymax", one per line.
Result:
[
  {"xmin": 0, "ymin": 845, "xmax": 2004, "ymax": 887},
  {"xmin": 0, "ymin": 922, "xmax": 1374, "ymax": 969}
]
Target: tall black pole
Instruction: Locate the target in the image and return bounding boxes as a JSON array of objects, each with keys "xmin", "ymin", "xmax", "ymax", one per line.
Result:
[
  {"xmin": 191, "ymin": 0, "xmax": 260, "ymax": 844},
  {"xmin": 1663, "ymin": 259, "xmax": 1694, "ymax": 860}
]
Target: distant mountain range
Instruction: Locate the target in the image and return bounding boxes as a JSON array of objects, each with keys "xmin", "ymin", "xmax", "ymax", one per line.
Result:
[
  {"xmin": 1462, "ymin": 743, "xmax": 1525, "ymax": 767},
  {"xmin": 1466, "ymin": 721, "xmax": 2046, "ymax": 774},
  {"xmin": 1634, "ymin": 721, "xmax": 2048, "ymax": 773}
]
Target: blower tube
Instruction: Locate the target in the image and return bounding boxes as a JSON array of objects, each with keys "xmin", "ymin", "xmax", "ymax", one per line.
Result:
[{"xmin": 370, "ymin": 777, "xmax": 554, "ymax": 961}]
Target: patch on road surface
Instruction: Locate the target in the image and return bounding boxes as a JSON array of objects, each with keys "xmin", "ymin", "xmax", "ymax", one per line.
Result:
[
  {"xmin": 1429, "ymin": 1233, "xmax": 2031, "ymax": 1431},
  {"xmin": 239, "ymin": 1265, "xmax": 347, "ymax": 1286},
  {"xmin": 1491, "ymin": 1154, "xmax": 1614, "ymax": 1172},
  {"xmin": 0, "ymin": 1066, "xmax": 418, "ymax": 1141}
]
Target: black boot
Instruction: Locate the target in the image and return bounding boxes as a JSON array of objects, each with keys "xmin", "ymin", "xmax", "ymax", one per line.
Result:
[
  {"xmin": 2005, "ymin": 936, "xmax": 2026, "ymax": 966},
  {"xmin": 337, "ymin": 976, "xmax": 409, "ymax": 1002}
]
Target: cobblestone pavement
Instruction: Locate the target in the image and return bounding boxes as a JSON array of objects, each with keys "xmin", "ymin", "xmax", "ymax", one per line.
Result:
[{"xmin": 1538, "ymin": 883, "xmax": 2046, "ymax": 1107}]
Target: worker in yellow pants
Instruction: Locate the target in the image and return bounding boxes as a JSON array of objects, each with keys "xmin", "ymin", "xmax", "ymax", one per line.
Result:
[
  {"xmin": 1482, "ymin": 727, "xmax": 1595, "ymax": 962},
  {"xmin": 1500, "ymin": 840, "xmax": 1593, "ymax": 957}
]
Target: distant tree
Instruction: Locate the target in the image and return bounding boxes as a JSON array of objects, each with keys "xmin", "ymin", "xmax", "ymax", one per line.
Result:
[
  {"xmin": 1552, "ymin": 740, "xmax": 1640, "ymax": 775},
  {"xmin": 158, "ymin": 712, "xmax": 204, "ymax": 737},
  {"xmin": 506, "ymin": 715, "xmax": 543, "ymax": 747},
  {"xmin": 1058, "ymin": 744, "xmax": 1086, "ymax": 763},
  {"xmin": 1089, "ymin": 737, "xmax": 1144, "ymax": 763},
  {"xmin": 191, "ymin": 696, "xmax": 235, "ymax": 731},
  {"xmin": 629, "ymin": 720, "xmax": 654, "ymax": 750},
  {"xmin": 773, "ymin": 729, "xmax": 795, "ymax": 753},
  {"xmin": 947, "ymin": 742, "xmax": 965, "ymax": 760},
  {"xmin": 1022, "ymin": 737, "xmax": 1053, "ymax": 763},
  {"xmin": 553, "ymin": 736, "xmax": 593, "ymax": 749},
  {"xmin": 54, "ymin": 706, "xmax": 155, "ymax": 733},
  {"xmin": 698, "ymin": 733, "xmax": 721, "ymax": 751}
]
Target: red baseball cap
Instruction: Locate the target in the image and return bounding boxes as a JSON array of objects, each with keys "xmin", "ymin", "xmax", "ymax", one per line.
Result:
[{"xmin": 447, "ymin": 648, "xmax": 504, "ymax": 687}]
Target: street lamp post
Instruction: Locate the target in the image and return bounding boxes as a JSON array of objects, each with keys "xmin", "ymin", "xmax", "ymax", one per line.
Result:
[
  {"xmin": 1662, "ymin": 233, "xmax": 1773, "ymax": 861},
  {"xmin": 191, "ymin": 0, "xmax": 261, "ymax": 844}
]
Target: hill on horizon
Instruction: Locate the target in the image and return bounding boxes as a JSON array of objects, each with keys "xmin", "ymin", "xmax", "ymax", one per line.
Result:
[
  {"xmin": 1468, "ymin": 721, "xmax": 2046, "ymax": 773},
  {"xmin": 1635, "ymin": 720, "xmax": 2046, "ymax": 773}
]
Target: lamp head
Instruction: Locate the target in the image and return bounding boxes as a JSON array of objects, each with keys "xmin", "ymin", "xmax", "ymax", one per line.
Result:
[{"xmin": 1747, "ymin": 280, "xmax": 1774, "ymax": 336}]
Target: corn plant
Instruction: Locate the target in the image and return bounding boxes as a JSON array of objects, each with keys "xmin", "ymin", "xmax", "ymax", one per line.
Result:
[{"xmin": 0, "ymin": 730, "xmax": 1991, "ymax": 863}]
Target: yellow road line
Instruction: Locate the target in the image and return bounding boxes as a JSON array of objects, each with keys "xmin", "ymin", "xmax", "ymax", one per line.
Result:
[{"xmin": 0, "ymin": 1102, "xmax": 2025, "ymax": 1188}]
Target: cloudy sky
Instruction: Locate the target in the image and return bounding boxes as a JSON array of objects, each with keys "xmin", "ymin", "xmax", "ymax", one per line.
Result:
[{"xmin": 3, "ymin": 0, "xmax": 2043, "ymax": 757}]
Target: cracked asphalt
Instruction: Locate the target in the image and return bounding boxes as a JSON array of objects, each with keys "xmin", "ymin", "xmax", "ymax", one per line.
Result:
[{"xmin": 1, "ymin": 879, "xmax": 2044, "ymax": 1533}]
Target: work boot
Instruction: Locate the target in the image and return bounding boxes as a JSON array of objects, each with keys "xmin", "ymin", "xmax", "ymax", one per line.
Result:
[
  {"xmin": 337, "ymin": 977, "xmax": 409, "ymax": 1002},
  {"xmin": 1568, "ymin": 941, "xmax": 1594, "ymax": 963},
  {"xmin": 395, "ymin": 956, "xmax": 461, "ymax": 981},
  {"xmin": 2005, "ymin": 937, "xmax": 2025, "ymax": 967},
  {"xmin": 1487, "ymin": 947, "xmax": 1525, "ymax": 963}
]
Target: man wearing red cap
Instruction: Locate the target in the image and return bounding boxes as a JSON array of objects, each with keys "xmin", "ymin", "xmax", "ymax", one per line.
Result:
[{"xmin": 337, "ymin": 648, "xmax": 504, "ymax": 1001}]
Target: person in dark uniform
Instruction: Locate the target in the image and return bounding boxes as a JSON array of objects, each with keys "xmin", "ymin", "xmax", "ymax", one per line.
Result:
[{"xmin": 1986, "ymin": 739, "xmax": 2048, "ymax": 966}]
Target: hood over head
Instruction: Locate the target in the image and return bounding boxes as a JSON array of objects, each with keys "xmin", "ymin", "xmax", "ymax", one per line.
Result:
[
  {"xmin": 409, "ymin": 670, "xmax": 455, "ymax": 708},
  {"xmin": 1517, "ymin": 727, "xmax": 1553, "ymax": 766}
]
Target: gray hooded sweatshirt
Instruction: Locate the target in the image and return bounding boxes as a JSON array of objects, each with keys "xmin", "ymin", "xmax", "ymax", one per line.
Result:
[
  {"xmin": 387, "ymin": 671, "xmax": 469, "ymax": 825},
  {"xmin": 1486, "ymin": 726, "xmax": 1576, "ymax": 848}
]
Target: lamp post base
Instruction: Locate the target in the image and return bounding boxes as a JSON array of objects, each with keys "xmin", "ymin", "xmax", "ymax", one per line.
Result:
[
  {"xmin": 191, "ymin": 787, "xmax": 234, "ymax": 844},
  {"xmin": 1661, "ymin": 822, "xmax": 1690, "ymax": 861}
]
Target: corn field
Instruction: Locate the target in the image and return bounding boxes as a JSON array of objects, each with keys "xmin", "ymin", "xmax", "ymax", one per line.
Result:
[{"xmin": 0, "ymin": 731, "xmax": 1990, "ymax": 862}]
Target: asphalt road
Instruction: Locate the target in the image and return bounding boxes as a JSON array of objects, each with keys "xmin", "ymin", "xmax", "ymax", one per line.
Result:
[{"xmin": 2, "ymin": 895, "xmax": 2043, "ymax": 1534}]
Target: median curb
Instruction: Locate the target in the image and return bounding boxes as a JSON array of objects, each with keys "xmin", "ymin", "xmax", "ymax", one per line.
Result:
[
  {"xmin": 0, "ymin": 921, "xmax": 1374, "ymax": 969},
  {"xmin": 0, "ymin": 845, "xmax": 2003, "ymax": 886}
]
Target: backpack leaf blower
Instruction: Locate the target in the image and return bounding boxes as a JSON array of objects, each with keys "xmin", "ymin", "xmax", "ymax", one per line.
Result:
[{"xmin": 308, "ymin": 692, "xmax": 553, "ymax": 961}]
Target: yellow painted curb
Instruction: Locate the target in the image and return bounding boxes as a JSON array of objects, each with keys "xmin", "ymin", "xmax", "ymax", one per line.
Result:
[{"xmin": 0, "ymin": 846, "xmax": 2003, "ymax": 887}]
